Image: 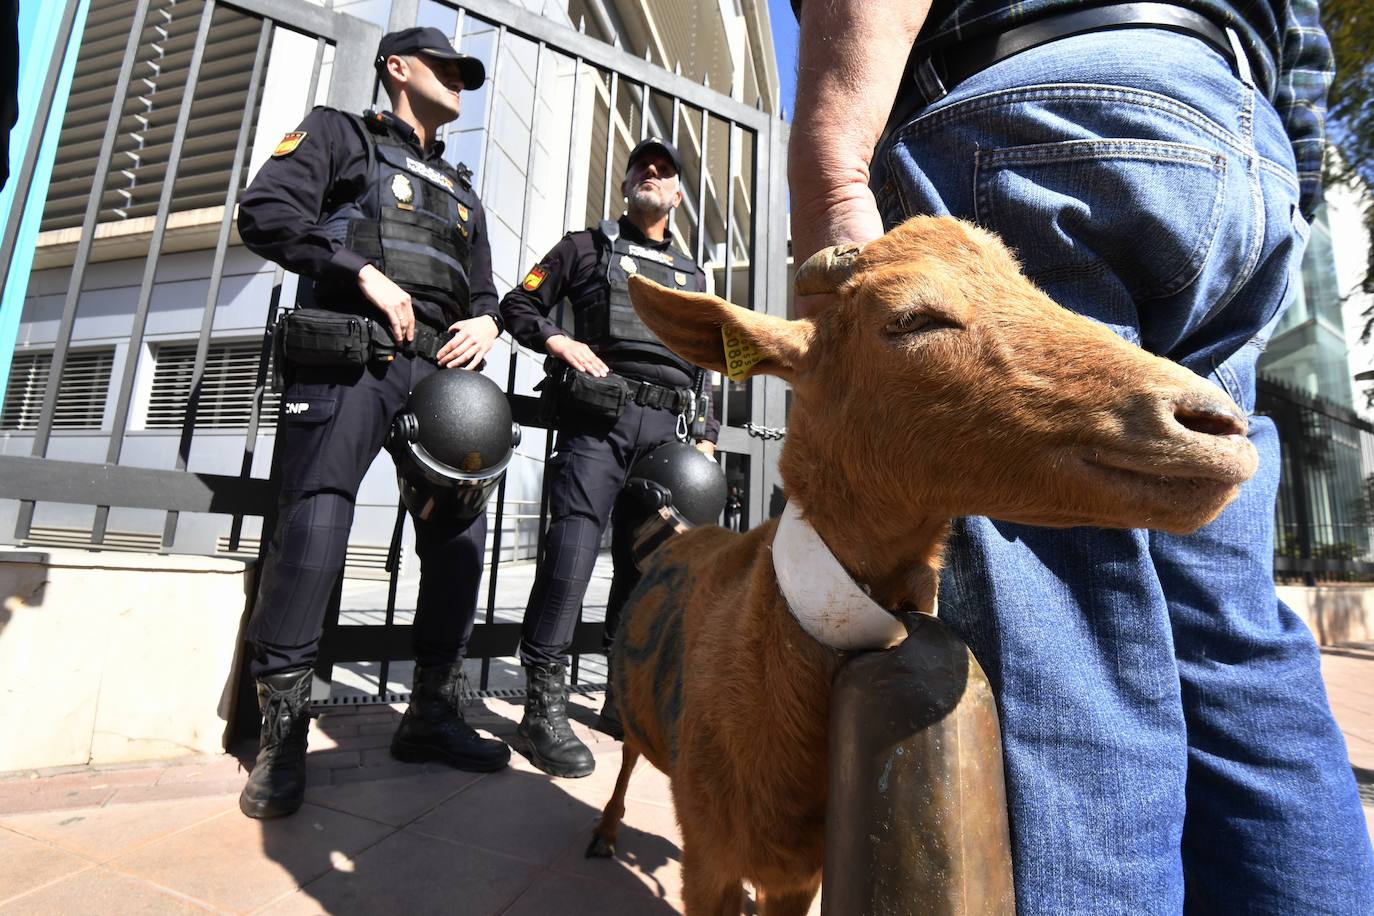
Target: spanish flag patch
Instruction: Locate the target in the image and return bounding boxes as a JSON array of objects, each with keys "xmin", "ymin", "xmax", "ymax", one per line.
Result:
[
  {"xmin": 521, "ymin": 265, "xmax": 548, "ymax": 292},
  {"xmin": 272, "ymin": 131, "xmax": 307, "ymax": 157}
]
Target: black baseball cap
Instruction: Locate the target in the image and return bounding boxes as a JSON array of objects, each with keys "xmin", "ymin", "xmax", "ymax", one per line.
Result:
[
  {"xmin": 375, "ymin": 27, "xmax": 486, "ymax": 88},
  {"xmin": 627, "ymin": 137, "xmax": 683, "ymax": 175}
]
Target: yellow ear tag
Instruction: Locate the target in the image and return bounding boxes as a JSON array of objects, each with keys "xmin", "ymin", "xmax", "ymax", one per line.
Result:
[{"xmin": 722, "ymin": 323, "xmax": 763, "ymax": 382}]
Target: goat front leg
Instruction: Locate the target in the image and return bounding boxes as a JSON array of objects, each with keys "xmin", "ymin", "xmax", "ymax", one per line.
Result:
[
  {"xmin": 756, "ymin": 879, "xmax": 820, "ymax": 916},
  {"xmin": 680, "ymin": 831, "xmax": 746, "ymax": 915},
  {"xmin": 586, "ymin": 744, "xmax": 640, "ymax": 858}
]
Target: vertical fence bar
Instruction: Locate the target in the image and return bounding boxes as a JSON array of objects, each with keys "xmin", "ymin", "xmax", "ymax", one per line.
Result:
[
  {"xmin": 639, "ymin": 78, "xmax": 650, "ymax": 140},
  {"xmin": 164, "ymin": 14, "xmax": 273, "ymax": 549},
  {"xmin": 0, "ymin": 0, "xmax": 82, "ymax": 299},
  {"xmin": 478, "ymin": 24, "xmax": 506, "ymax": 201},
  {"xmin": 600, "ymin": 70, "xmax": 619, "ymax": 220},
  {"xmin": 92, "ymin": 0, "xmax": 218, "ymax": 544},
  {"xmin": 670, "ymin": 67, "xmax": 681, "ymax": 146},
  {"xmin": 694, "ymin": 106, "xmax": 709, "ymax": 265},
  {"xmin": 17, "ymin": 0, "xmax": 153, "ymax": 539}
]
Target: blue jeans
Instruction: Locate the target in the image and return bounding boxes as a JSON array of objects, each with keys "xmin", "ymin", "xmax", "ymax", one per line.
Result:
[{"xmin": 872, "ymin": 28, "xmax": 1374, "ymax": 914}]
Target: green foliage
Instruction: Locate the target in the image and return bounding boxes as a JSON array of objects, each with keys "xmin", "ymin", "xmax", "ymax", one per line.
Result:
[{"xmin": 1324, "ymin": 0, "xmax": 1374, "ymax": 309}]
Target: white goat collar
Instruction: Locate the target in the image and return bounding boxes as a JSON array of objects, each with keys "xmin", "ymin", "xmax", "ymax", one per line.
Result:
[{"xmin": 772, "ymin": 502, "xmax": 908, "ymax": 651}]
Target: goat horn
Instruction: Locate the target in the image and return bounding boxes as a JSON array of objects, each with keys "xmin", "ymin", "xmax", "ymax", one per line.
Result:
[{"xmin": 794, "ymin": 242, "xmax": 865, "ymax": 296}]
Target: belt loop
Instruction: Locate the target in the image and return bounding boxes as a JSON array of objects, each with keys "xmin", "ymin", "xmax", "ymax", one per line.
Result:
[
  {"xmin": 1224, "ymin": 26, "xmax": 1253, "ymax": 88},
  {"xmin": 914, "ymin": 56, "xmax": 948, "ymax": 107}
]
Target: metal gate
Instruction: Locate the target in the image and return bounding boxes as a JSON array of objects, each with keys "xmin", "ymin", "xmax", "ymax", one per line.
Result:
[{"xmin": 0, "ymin": 0, "xmax": 790, "ymax": 732}]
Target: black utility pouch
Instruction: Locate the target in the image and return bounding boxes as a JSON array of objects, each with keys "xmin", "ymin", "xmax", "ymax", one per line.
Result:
[
  {"xmin": 539, "ymin": 357, "xmax": 627, "ymax": 422},
  {"xmin": 279, "ymin": 309, "xmax": 372, "ymax": 369}
]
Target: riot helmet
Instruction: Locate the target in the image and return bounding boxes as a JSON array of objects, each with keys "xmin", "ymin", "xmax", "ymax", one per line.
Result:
[
  {"xmin": 622, "ymin": 441, "xmax": 727, "ymax": 528},
  {"xmin": 390, "ymin": 370, "xmax": 520, "ymax": 523}
]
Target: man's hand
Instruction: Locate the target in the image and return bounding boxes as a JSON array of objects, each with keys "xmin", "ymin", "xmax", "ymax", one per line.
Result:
[
  {"xmin": 789, "ymin": 0, "xmax": 930, "ymax": 317},
  {"xmin": 357, "ymin": 264, "xmax": 415, "ymax": 343},
  {"xmin": 546, "ymin": 334, "xmax": 609, "ymax": 377},
  {"xmin": 439, "ymin": 315, "xmax": 500, "ymax": 369},
  {"xmin": 695, "ymin": 440, "xmax": 717, "ymax": 458}
]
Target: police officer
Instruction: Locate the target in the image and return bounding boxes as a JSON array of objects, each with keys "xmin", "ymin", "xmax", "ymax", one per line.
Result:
[
  {"xmin": 501, "ymin": 138, "xmax": 720, "ymax": 778},
  {"xmin": 234, "ymin": 27, "xmax": 509, "ymax": 820}
]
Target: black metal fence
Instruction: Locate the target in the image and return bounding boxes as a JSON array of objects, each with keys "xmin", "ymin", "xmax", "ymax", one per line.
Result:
[
  {"xmin": 1258, "ymin": 375, "xmax": 1374, "ymax": 583},
  {"xmin": 0, "ymin": 0, "xmax": 791, "ymax": 734}
]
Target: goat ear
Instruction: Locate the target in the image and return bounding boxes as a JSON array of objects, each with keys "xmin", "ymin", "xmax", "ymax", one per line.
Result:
[{"xmin": 629, "ymin": 275, "xmax": 812, "ymax": 382}]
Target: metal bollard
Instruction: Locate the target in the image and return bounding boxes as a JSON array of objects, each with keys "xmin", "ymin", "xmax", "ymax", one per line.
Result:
[{"xmin": 822, "ymin": 613, "xmax": 1015, "ymax": 915}]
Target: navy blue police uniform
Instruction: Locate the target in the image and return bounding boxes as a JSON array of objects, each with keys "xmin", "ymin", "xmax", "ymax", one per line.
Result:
[
  {"xmin": 501, "ymin": 215, "xmax": 720, "ymax": 669},
  {"xmin": 238, "ymin": 106, "xmax": 502, "ymax": 679}
]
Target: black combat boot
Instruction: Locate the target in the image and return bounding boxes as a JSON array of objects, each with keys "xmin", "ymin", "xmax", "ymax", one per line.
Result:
[
  {"xmin": 515, "ymin": 663, "xmax": 595, "ymax": 778},
  {"xmin": 597, "ymin": 665, "xmax": 624, "ymax": 740},
  {"xmin": 239, "ymin": 667, "xmax": 313, "ymax": 819},
  {"xmin": 391, "ymin": 664, "xmax": 511, "ymax": 771}
]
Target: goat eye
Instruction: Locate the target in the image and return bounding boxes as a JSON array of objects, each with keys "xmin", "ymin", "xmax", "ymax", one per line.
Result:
[{"xmin": 884, "ymin": 311, "xmax": 936, "ymax": 336}]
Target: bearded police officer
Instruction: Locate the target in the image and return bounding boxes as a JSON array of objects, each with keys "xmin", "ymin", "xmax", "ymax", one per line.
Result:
[
  {"xmin": 234, "ymin": 27, "xmax": 510, "ymax": 820},
  {"xmin": 501, "ymin": 138, "xmax": 720, "ymax": 778}
]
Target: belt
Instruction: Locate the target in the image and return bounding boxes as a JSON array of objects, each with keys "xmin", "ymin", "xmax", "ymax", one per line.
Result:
[
  {"xmin": 889, "ymin": 3, "xmax": 1270, "ymax": 134},
  {"xmin": 369, "ymin": 319, "xmax": 449, "ymax": 363},
  {"xmin": 623, "ymin": 375, "xmax": 693, "ymax": 413}
]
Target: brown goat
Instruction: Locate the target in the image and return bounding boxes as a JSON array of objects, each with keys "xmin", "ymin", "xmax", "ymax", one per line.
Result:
[{"xmin": 590, "ymin": 216, "xmax": 1258, "ymax": 914}]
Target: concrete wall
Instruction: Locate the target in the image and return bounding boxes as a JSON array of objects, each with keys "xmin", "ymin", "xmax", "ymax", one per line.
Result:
[
  {"xmin": 0, "ymin": 548, "xmax": 253, "ymax": 772},
  {"xmin": 1279, "ymin": 584, "xmax": 1374, "ymax": 646}
]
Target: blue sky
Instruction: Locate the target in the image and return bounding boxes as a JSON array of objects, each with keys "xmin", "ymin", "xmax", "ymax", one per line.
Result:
[{"xmin": 767, "ymin": 0, "xmax": 799, "ymax": 119}]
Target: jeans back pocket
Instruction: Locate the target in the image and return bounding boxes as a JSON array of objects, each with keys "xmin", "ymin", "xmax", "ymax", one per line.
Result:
[{"xmin": 975, "ymin": 140, "xmax": 1227, "ymax": 305}]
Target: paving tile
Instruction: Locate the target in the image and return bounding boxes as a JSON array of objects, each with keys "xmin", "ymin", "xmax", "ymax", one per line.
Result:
[
  {"xmin": 0, "ymin": 826, "xmax": 91, "ymax": 903},
  {"xmin": 305, "ymin": 770, "xmax": 481, "ymax": 826},
  {"xmin": 408, "ymin": 767, "xmax": 599, "ymax": 867},
  {"xmin": 110, "ymin": 780, "xmax": 246, "ymax": 805},
  {"xmin": 549, "ymin": 796, "xmax": 683, "ymax": 902},
  {"xmin": 109, "ymin": 803, "xmax": 392, "ymax": 913},
  {"xmin": 501, "ymin": 869, "xmax": 682, "ymax": 916},
  {"xmin": 303, "ymin": 750, "xmax": 361, "ymax": 771},
  {"xmin": 0, "ymin": 795, "xmax": 235, "ymax": 863},
  {"xmin": 327, "ymin": 760, "xmax": 427, "ymax": 786},
  {"xmin": 258, "ymin": 827, "xmax": 537, "ymax": 916},
  {"xmin": 152, "ymin": 758, "xmax": 247, "ymax": 785},
  {"xmin": 0, "ymin": 786, "xmax": 117, "ymax": 817},
  {"xmin": 0, "ymin": 867, "xmax": 214, "ymax": 915}
]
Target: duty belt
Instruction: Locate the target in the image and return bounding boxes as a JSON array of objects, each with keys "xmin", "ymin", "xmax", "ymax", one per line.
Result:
[
  {"xmin": 889, "ymin": 2, "xmax": 1273, "ymax": 134},
  {"xmin": 625, "ymin": 375, "xmax": 694, "ymax": 414},
  {"xmin": 369, "ymin": 319, "xmax": 449, "ymax": 363}
]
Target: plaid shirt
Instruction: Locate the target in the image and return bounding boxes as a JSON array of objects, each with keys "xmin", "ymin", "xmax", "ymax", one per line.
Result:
[{"xmin": 912, "ymin": 1, "xmax": 1334, "ymax": 217}]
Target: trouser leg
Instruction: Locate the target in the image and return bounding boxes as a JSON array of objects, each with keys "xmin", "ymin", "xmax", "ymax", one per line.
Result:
[
  {"xmin": 603, "ymin": 490, "xmax": 642, "ymax": 653},
  {"xmin": 519, "ymin": 413, "xmax": 629, "ymax": 667},
  {"xmin": 412, "ymin": 511, "xmax": 487, "ymax": 666},
  {"xmin": 246, "ymin": 361, "xmax": 406, "ymax": 678}
]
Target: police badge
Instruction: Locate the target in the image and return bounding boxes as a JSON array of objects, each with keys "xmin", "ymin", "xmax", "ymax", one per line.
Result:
[
  {"xmin": 619, "ymin": 255, "xmax": 638, "ymax": 274},
  {"xmin": 390, "ymin": 174, "xmax": 415, "ymax": 209},
  {"xmin": 674, "ymin": 271, "xmax": 688, "ymax": 287},
  {"xmin": 458, "ymin": 205, "xmax": 469, "ymax": 222}
]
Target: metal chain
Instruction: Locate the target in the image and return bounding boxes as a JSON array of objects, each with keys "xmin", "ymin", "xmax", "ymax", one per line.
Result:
[{"xmin": 744, "ymin": 422, "xmax": 787, "ymax": 440}]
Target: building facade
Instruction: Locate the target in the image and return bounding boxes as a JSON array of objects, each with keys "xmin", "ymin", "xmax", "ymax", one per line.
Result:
[{"xmin": 0, "ymin": 0, "xmax": 786, "ymax": 583}]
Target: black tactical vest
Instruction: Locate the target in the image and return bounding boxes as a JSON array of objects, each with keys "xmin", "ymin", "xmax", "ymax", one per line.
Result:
[
  {"xmin": 577, "ymin": 220, "xmax": 699, "ymax": 360},
  {"xmin": 317, "ymin": 110, "xmax": 478, "ymax": 323}
]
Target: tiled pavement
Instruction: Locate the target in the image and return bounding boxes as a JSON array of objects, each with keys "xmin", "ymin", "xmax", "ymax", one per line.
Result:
[{"xmin": 2, "ymin": 647, "xmax": 1372, "ymax": 915}]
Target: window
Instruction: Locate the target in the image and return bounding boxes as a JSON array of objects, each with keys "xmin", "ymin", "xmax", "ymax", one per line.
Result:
[
  {"xmin": 146, "ymin": 341, "xmax": 278, "ymax": 430},
  {"xmin": 2, "ymin": 349, "xmax": 114, "ymax": 430}
]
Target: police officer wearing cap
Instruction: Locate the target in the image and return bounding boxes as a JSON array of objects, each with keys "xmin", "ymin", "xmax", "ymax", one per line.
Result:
[
  {"xmin": 500, "ymin": 137, "xmax": 720, "ymax": 778},
  {"xmin": 234, "ymin": 26, "xmax": 510, "ymax": 820}
]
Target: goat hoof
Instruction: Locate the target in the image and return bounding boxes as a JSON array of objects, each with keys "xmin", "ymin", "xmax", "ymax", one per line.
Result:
[{"xmin": 586, "ymin": 834, "xmax": 616, "ymax": 858}]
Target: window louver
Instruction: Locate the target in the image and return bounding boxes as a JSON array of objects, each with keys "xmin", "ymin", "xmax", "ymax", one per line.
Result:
[
  {"xmin": 2, "ymin": 350, "xmax": 115, "ymax": 430},
  {"xmin": 40, "ymin": 0, "xmax": 263, "ymax": 233},
  {"xmin": 147, "ymin": 342, "xmax": 279, "ymax": 430}
]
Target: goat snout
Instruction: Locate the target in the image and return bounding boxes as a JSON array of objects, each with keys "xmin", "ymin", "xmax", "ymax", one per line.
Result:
[{"xmin": 1173, "ymin": 394, "xmax": 1247, "ymax": 439}]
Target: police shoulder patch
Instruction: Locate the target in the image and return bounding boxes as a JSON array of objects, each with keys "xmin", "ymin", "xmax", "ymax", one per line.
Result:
[
  {"xmin": 522, "ymin": 265, "xmax": 548, "ymax": 291},
  {"xmin": 272, "ymin": 131, "xmax": 307, "ymax": 157}
]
